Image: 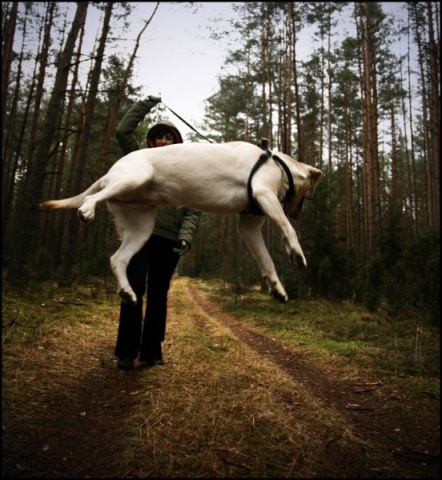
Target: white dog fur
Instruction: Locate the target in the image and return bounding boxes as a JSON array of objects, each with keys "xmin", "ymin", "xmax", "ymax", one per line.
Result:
[{"xmin": 40, "ymin": 141, "xmax": 322, "ymax": 304}]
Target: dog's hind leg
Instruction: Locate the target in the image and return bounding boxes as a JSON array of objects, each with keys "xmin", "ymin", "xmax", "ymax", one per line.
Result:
[
  {"xmin": 108, "ymin": 204, "xmax": 156, "ymax": 306},
  {"xmin": 78, "ymin": 163, "xmax": 154, "ymax": 223},
  {"xmin": 238, "ymin": 214, "xmax": 288, "ymax": 302}
]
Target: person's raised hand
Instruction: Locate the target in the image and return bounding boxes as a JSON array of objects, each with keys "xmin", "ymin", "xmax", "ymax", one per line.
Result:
[
  {"xmin": 141, "ymin": 95, "xmax": 162, "ymax": 109},
  {"xmin": 146, "ymin": 95, "xmax": 161, "ymax": 105}
]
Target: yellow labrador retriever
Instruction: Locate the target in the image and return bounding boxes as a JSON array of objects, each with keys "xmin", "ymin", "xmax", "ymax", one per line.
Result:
[{"xmin": 40, "ymin": 141, "xmax": 321, "ymax": 304}]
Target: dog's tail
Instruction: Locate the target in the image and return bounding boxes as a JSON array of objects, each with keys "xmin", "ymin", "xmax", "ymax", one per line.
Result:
[{"xmin": 39, "ymin": 179, "xmax": 103, "ymax": 210}]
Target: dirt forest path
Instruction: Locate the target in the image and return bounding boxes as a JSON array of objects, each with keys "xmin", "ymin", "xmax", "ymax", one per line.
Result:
[{"xmin": 2, "ymin": 276, "xmax": 440, "ymax": 478}]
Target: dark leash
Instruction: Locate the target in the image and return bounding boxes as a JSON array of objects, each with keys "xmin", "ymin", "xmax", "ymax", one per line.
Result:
[
  {"xmin": 161, "ymin": 103, "xmax": 214, "ymax": 143},
  {"xmin": 245, "ymin": 138, "xmax": 295, "ymax": 216}
]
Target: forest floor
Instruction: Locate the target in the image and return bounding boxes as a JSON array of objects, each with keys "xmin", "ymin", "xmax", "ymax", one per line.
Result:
[{"xmin": 2, "ymin": 276, "xmax": 440, "ymax": 478}]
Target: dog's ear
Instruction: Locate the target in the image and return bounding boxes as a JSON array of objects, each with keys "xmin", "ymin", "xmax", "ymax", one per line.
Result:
[
  {"xmin": 257, "ymin": 138, "xmax": 269, "ymax": 150},
  {"xmin": 308, "ymin": 166, "xmax": 322, "ymax": 196}
]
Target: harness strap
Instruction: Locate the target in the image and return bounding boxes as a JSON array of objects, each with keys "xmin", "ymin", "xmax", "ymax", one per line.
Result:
[
  {"xmin": 273, "ymin": 154, "xmax": 295, "ymax": 211},
  {"xmin": 246, "ymin": 149, "xmax": 272, "ymax": 215},
  {"xmin": 244, "ymin": 141, "xmax": 296, "ymax": 215}
]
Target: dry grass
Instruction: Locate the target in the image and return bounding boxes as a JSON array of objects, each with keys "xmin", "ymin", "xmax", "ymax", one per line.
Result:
[
  {"xmin": 2, "ymin": 276, "xmax": 439, "ymax": 478},
  {"xmin": 118, "ymin": 279, "xmax": 368, "ymax": 478},
  {"xmin": 2, "ymin": 284, "xmax": 126, "ymax": 477},
  {"xmin": 192, "ymin": 278, "xmax": 440, "ymax": 385}
]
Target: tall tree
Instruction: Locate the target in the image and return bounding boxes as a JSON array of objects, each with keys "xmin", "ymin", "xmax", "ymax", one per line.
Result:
[
  {"xmin": 202, "ymin": 75, "xmax": 248, "ymax": 142},
  {"xmin": 7, "ymin": 2, "xmax": 88, "ymax": 286},
  {"xmin": 288, "ymin": 2, "xmax": 303, "ymax": 159},
  {"xmin": 333, "ymin": 37, "xmax": 362, "ymax": 249},
  {"xmin": 25, "ymin": 2, "xmax": 57, "ymax": 176},
  {"xmin": 403, "ymin": 11, "xmax": 419, "ymax": 235},
  {"xmin": 98, "ymin": 2, "xmax": 159, "ymax": 171},
  {"xmin": 355, "ymin": 3, "xmax": 382, "ymax": 256},
  {"xmin": 426, "ymin": 1, "xmax": 440, "ymax": 227},
  {"xmin": 1, "ymin": 1, "xmax": 18, "ymax": 138},
  {"xmin": 2, "ymin": 2, "xmax": 34, "ymax": 241},
  {"xmin": 58, "ymin": 2, "xmax": 113, "ymax": 287},
  {"xmin": 306, "ymin": 2, "xmax": 346, "ymax": 172},
  {"xmin": 41, "ymin": 17, "xmax": 87, "ymax": 271},
  {"xmin": 408, "ymin": 2, "xmax": 434, "ymax": 230},
  {"xmin": 259, "ymin": 2, "xmax": 271, "ymax": 142}
]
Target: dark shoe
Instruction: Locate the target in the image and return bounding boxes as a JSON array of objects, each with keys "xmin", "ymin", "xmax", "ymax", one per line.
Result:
[
  {"xmin": 140, "ymin": 358, "xmax": 164, "ymax": 367},
  {"xmin": 117, "ymin": 357, "xmax": 135, "ymax": 371}
]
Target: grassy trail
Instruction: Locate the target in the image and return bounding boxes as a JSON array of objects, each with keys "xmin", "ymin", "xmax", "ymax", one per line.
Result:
[{"xmin": 2, "ymin": 276, "xmax": 439, "ymax": 478}]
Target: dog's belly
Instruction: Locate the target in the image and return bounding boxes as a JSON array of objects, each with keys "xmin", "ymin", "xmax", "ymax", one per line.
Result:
[
  {"xmin": 137, "ymin": 173, "xmax": 250, "ymax": 214},
  {"xmin": 179, "ymin": 189, "xmax": 249, "ymax": 214}
]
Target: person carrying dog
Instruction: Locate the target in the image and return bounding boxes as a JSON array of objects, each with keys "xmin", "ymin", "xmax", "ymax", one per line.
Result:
[{"xmin": 114, "ymin": 95, "xmax": 201, "ymax": 371}]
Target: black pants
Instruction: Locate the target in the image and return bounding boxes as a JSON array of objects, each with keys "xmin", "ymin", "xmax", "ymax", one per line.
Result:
[{"xmin": 115, "ymin": 235, "xmax": 180, "ymax": 362}]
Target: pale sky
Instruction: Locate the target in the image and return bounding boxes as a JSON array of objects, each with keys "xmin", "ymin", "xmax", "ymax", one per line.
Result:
[
  {"xmin": 84, "ymin": 2, "xmax": 238, "ymax": 140},
  {"xmin": 95, "ymin": 2, "xmax": 408, "ymax": 141},
  {"xmin": 15, "ymin": 2, "xmax": 411, "ymax": 141}
]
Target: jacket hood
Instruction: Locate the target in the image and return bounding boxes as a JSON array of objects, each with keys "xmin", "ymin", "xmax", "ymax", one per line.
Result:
[{"xmin": 146, "ymin": 119, "xmax": 183, "ymax": 147}]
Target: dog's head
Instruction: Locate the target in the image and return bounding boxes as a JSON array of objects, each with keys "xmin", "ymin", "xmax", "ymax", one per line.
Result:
[
  {"xmin": 277, "ymin": 152, "xmax": 322, "ymax": 220},
  {"xmin": 290, "ymin": 165, "xmax": 322, "ymax": 220}
]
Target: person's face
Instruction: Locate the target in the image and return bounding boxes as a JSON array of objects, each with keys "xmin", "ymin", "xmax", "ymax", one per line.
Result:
[{"xmin": 154, "ymin": 130, "xmax": 175, "ymax": 147}]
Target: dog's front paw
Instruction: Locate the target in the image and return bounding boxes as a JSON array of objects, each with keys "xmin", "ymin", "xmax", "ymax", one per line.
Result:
[
  {"xmin": 293, "ymin": 252, "xmax": 307, "ymax": 270},
  {"xmin": 119, "ymin": 289, "xmax": 137, "ymax": 306}
]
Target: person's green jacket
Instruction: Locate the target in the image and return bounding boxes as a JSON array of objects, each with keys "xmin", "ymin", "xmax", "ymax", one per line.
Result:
[{"xmin": 116, "ymin": 98, "xmax": 201, "ymax": 247}]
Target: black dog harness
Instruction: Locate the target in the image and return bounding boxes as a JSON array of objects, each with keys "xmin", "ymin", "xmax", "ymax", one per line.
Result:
[{"xmin": 244, "ymin": 138, "xmax": 295, "ymax": 216}]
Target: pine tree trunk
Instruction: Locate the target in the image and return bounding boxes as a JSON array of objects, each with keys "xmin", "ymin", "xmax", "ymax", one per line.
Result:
[
  {"xmin": 2, "ymin": 6, "xmax": 31, "ymax": 244},
  {"xmin": 288, "ymin": 2, "xmax": 302, "ymax": 160},
  {"xmin": 7, "ymin": 2, "xmax": 88, "ymax": 286},
  {"xmin": 1, "ymin": 2, "xmax": 18, "ymax": 137},
  {"xmin": 360, "ymin": 2, "xmax": 380, "ymax": 256},
  {"xmin": 426, "ymin": 2, "xmax": 440, "ymax": 227},
  {"xmin": 99, "ymin": 3, "xmax": 159, "ymax": 171},
  {"xmin": 59, "ymin": 2, "xmax": 113, "ymax": 287}
]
